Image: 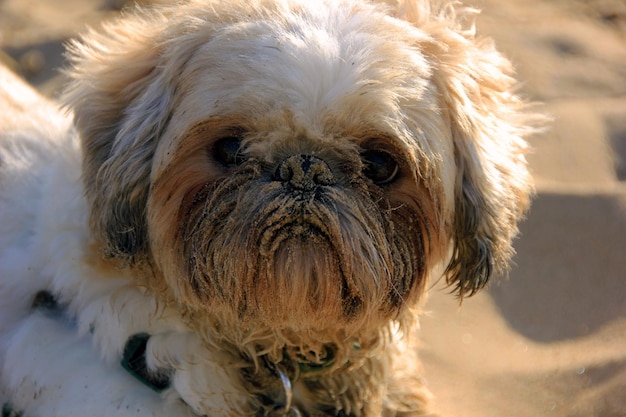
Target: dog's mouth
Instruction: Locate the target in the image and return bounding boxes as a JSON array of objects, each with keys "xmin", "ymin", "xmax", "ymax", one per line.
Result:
[
  {"xmin": 260, "ymin": 220, "xmax": 337, "ymax": 270},
  {"xmin": 257, "ymin": 216, "xmax": 367, "ymax": 319},
  {"xmin": 257, "ymin": 202, "xmax": 337, "ymax": 256},
  {"xmin": 256, "ymin": 194, "xmax": 345, "ymax": 279}
]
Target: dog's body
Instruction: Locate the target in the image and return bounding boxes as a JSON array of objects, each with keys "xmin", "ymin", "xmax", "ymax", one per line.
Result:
[{"xmin": 0, "ymin": 1, "xmax": 540, "ymax": 416}]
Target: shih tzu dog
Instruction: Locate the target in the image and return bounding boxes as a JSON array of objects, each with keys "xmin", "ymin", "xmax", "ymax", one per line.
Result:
[{"xmin": 0, "ymin": 0, "xmax": 541, "ymax": 416}]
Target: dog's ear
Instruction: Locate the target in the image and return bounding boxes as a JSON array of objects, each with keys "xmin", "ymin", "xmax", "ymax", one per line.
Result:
[
  {"xmin": 432, "ymin": 9, "xmax": 539, "ymax": 297},
  {"xmin": 63, "ymin": 15, "xmax": 177, "ymax": 260},
  {"xmin": 390, "ymin": 1, "xmax": 541, "ymax": 296}
]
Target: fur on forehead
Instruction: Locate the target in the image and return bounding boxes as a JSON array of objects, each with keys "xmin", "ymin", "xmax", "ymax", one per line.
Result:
[{"xmin": 153, "ymin": 0, "xmax": 452, "ymax": 177}]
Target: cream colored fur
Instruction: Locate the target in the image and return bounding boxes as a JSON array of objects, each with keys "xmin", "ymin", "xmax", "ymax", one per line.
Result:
[{"xmin": 0, "ymin": 1, "xmax": 541, "ymax": 416}]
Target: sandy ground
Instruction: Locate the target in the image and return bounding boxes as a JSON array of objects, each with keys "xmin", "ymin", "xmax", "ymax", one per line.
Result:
[{"xmin": 1, "ymin": 0, "xmax": 625, "ymax": 416}]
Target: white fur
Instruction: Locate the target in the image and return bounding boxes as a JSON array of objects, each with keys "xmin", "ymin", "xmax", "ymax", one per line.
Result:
[{"xmin": 0, "ymin": 68, "xmax": 233, "ymax": 416}]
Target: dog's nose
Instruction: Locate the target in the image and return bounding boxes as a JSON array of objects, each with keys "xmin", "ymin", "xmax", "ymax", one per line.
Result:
[{"xmin": 274, "ymin": 154, "xmax": 335, "ymax": 190}]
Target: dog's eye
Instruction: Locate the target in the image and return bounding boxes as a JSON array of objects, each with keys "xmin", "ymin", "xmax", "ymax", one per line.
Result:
[
  {"xmin": 213, "ymin": 135, "xmax": 246, "ymax": 167},
  {"xmin": 362, "ymin": 150, "xmax": 399, "ymax": 185}
]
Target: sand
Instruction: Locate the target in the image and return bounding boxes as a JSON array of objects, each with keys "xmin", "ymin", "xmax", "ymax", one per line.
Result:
[{"xmin": 1, "ymin": 0, "xmax": 625, "ymax": 415}]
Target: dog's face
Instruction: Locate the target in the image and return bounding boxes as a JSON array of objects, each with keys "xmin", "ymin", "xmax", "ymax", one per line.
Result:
[{"xmin": 65, "ymin": 0, "xmax": 534, "ymax": 338}]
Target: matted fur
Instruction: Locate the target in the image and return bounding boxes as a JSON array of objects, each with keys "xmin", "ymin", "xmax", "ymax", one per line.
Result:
[{"xmin": 0, "ymin": 0, "xmax": 541, "ymax": 416}]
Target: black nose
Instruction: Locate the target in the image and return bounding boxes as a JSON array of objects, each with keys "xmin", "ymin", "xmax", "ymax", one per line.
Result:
[{"xmin": 274, "ymin": 154, "xmax": 335, "ymax": 191}]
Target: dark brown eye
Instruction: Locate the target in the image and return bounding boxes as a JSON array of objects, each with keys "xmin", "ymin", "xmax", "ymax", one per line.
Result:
[
  {"xmin": 213, "ymin": 135, "xmax": 246, "ymax": 167},
  {"xmin": 362, "ymin": 150, "xmax": 399, "ymax": 185}
]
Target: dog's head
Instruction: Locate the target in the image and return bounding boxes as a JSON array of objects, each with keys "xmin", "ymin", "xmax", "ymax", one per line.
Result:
[{"xmin": 64, "ymin": 0, "xmax": 536, "ymax": 337}]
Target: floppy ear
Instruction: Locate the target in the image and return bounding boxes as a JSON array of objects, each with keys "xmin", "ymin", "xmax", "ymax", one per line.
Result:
[
  {"xmin": 443, "ymin": 67, "xmax": 535, "ymax": 298},
  {"xmin": 391, "ymin": 1, "xmax": 541, "ymax": 296},
  {"xmin": 63, "ymin": 14, "xmax": 176, "ymax": 260},
  {"xmin": 434, "ymin": 12, "xmax": 539, "ymax": 297}
]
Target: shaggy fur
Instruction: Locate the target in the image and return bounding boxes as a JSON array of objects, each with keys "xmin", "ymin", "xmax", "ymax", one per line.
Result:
[{"xmin": 0, "ymin": 0, "xmax": 541, "ymax": 416}]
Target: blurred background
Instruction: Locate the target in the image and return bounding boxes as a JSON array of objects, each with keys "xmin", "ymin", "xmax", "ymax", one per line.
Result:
[{"xmin": 1, "ymin": 0, "xmax": 625, "ymax": 415}]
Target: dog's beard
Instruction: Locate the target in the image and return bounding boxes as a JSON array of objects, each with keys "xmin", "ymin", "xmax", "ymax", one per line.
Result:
[{"xmin": 148, "ymin": 155, "xmax": 434, "ymax": 335}]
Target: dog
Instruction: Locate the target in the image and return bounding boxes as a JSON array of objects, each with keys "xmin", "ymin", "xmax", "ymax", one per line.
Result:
[{"xmin": 0, "ymin": 0, "xmax": 541, "ymax": 416}]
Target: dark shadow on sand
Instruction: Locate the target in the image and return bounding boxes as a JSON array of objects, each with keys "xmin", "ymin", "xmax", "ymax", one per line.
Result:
[{"xmin": 490, "ymin": 190, "xmax": 626, "ymax": 343}]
